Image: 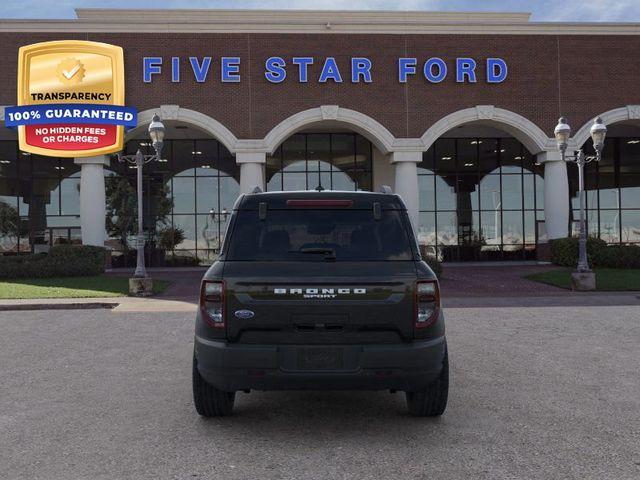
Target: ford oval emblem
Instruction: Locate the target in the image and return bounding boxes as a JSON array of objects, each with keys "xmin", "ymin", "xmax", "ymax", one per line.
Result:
[{"xmin": 234, "ymin": 309, "xmax": 255, "ymax": 319}]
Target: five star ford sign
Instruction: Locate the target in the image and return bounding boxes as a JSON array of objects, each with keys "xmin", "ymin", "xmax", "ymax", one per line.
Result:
[{"xmin": 4, "ymin": 40, "xmax": 137, "ymax": 158}]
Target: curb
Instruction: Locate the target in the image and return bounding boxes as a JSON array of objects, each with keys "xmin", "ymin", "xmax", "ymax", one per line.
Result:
[{"xmin": 0, "ymin": 302, "xmax": 119, "ymax": 311}]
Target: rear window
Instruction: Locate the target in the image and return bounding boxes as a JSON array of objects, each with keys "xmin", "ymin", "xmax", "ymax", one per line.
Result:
[{"xmin": 226, "ymin": 209, "xmax": 414, "ymax": 261}]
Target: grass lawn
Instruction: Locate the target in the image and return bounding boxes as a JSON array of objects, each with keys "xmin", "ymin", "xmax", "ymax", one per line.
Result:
[
  {"xmin": 0, "ymin": 276, "xmax": 170, "ymax": 299},
  {"xmin": 526, "ymin": 268, "xmax": 640, "ymax": 291}
]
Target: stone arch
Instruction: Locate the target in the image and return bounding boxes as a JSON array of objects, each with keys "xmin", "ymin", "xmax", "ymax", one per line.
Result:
[
  {"xmin": 263, "ymin": 105, "xmax": 396, "ymax": 155},
  {"xmin": 572, "ymin": 105, "xmax": 640, "ymax": 148},
  {"xmin": 420, "ymin": 105, "xmax": 553, "ymax": 154},
  {"xmin": 127, "ymin": 105, "xmax": 239, "ymax": 154}
]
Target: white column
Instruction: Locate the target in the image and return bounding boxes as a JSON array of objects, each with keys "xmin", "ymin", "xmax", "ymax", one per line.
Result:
[
  {"xmin": 538, "ymin": 151, "xmax": 569, "ymax": 239},
  {"xmin": 74, "ymin": 155, "xmax": 109, "ymax": 246},
  {"xmin": 391, "ymin": 150, "xmax": 421, "ymax": 232},
  {"xmin": 237, "ymin": 152, "xmax": 266, "ymax": 193}
]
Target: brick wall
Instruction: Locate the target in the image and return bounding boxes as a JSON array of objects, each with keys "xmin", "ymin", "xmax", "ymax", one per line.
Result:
[{"xmin": 0, "ymin": 32, "xmax": 638, "ymax": 141}]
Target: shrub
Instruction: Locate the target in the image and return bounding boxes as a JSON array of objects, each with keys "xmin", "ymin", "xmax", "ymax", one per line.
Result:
[
  {"xmin": 593, "ymin": 244, "xmax": 640, "ymax": 269},
  {"xmin": 550, "ymin": 237, "xmax": 640, "ymax": 269},
  {"xmin": 418, "ymin": 244, "xmax": 443, "ymax": 277},
  {"xmin": 164, "ymin": 254, "xmax": 201, "ymax": 267},
  {"xmin": 0, "ymin": 245, "xmax": 106, "ymax": 279},
  {"xmin": 550, "ymin": 237, "xmax": 607, "ymax": 267},
  {"xmin": 157, "ymin": 226, "xmax": 185, "ymax": 252}
]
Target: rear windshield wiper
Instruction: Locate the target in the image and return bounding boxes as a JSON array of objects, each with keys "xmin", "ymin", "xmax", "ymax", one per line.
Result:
[{"xmin": 290, "ymin": 247, "xmax": 337, "ymax": 260}]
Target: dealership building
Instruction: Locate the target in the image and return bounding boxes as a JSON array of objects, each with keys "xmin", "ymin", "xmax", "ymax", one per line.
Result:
[{"xmin": 0, "ymin": 9, "xmax": 639, "ymax": 264}]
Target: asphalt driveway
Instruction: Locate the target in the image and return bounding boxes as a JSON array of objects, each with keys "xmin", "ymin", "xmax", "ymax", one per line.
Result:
[{"xmin": 1, "ymin": 305, "xmax": 639, "ymax": 479}]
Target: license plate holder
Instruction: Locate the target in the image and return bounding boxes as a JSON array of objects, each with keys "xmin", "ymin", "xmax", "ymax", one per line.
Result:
[{"xmin": 296, "ymin": 347, "xmax": 344, "ymax": 370}]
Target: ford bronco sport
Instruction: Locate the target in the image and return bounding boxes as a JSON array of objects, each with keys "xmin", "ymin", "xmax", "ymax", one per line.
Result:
[{"xmin": 193, "ymin": 189, "xmax": 448, "ymax": 416}]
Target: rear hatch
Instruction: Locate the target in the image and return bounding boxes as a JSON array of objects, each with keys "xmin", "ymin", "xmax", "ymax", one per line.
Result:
[
  {"xmin": 223, "ymin": 261, "xmax": 416, "ymax": 344},
  {"xmin": 219, "ymin": 193, "xmax": 419, "ymax": 345}
]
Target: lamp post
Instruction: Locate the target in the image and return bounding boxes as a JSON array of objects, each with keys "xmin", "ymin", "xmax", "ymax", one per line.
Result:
[
  {"xmin": 117, "ymin": 114, "xmax": 165, "ymax": 293},
  {"xmin": 553, "ymin": 116, "xmax": 607, "ymax": 289}
]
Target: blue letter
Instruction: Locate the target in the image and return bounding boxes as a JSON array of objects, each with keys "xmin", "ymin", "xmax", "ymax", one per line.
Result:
[
  {"xmin": 319, "ymin": 57, "xmax": 342, "ymax": 83},
  {"xmin": 171, "ymin": 57, "xmax": 180, "ymax": 83},
  {"xmin": 351, "ymin": 57, "xmax": 372, "ymax": 83},
  {"xmin": 398, "ymin": 58, "xmax": 416, "ymax": 83},
  {"xmin": 487, "ymin": 58, "xmax": 508, "ymax": 83},
  {"xmin": 424, "ymin": 58, "xmax": 447, "ymax": 83},
  {"xmin": 265, "ymin": 57, "xmax": 286, "ymax": 83},
  {"xmin": 292, "ymin": 57, "xmax": 314, "ymax": 82},
  {"xmin": 456, "ymin": 58, "xmax": 477, "ymax": 83},
  {"xmin": 189, "ymin": 57, "xmax": 211, "ymax": 83},
  {"xmin": 221, "ymin": 57, "xmax": 241, "ymax": 83},
  {"xmin": 143, "ymin": 57, "xmax": 162, "ymax": 83}
]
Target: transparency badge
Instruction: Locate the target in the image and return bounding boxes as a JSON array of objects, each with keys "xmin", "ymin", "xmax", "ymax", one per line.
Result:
[{"xmin": 5, "ymin": 40, "xmax": 137, "ymax": 157}]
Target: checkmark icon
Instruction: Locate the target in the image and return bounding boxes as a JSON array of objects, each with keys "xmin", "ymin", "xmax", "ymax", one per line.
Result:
[{"xmin": 62, "ymin": 64, "xmax": 80, "ymax": 79}]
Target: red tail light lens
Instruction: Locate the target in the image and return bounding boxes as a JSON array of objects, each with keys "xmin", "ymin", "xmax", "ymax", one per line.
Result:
[
  {"xmin": 200, "ymin": 280, "xmax": 225, "ymax": 328},
  {"xmin": 415, "ymin": 280, "xmax": 440, "ymax": 328}
]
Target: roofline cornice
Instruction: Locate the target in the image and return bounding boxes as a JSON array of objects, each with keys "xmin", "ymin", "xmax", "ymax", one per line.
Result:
[{"xmin": 0, "ymin": 9, "xmax": 639, "ymax": 35}]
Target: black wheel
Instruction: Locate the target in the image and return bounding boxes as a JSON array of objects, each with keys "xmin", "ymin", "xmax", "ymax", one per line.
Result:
[
  {"xmin": 192, "ymin": 357, "xmax": 236, "ymax": 417},
  {"xmin": 405, "ymin": 346, "xmax": 449, "ymax": 417}
]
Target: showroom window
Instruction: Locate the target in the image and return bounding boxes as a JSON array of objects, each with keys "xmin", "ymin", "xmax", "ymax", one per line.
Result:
[
  {"xmin": 107, "ymin": 138, "xmax": 239, "ymax": 266},
  {"xmin": 418, "ymin": 137, "xmax": 544, "ymax": 261},
  {"xmin": 569, "ymin": 137, "xmax": 640, "ymax": 244},
  {"xmin": 0, "ymin": 141, "xmax": 81, "ymax": 254},
  {"xmin": 266, "ymin": 133, "xmax": 373, "ymax": 192}
]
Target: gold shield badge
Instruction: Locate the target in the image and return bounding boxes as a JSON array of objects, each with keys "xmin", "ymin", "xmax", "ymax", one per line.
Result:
[{"xmin": 15, "ymin": 40, "xmax": 126, "ymax": 157}]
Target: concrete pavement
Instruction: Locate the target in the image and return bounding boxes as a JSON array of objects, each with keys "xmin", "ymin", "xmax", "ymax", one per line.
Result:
[{"xmin": 1, "ymin": 306, "xmax": 639, "ymax": 479}]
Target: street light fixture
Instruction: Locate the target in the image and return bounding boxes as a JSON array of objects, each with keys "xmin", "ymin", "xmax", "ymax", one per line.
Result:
[
  {"xmin": 117, "ymin": 114, "xmax": 165, "ymax": 292},
  {"xmin": 553, "ymin": 116, "xmax": 607, "ymax": 288}
]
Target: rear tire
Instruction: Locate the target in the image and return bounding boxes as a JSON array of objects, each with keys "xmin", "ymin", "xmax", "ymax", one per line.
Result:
[
  {"xmin": 193, "ymin": 357, "xmax": 236, "ymax": 417},
  {"xmin": 405, "ymin": 346, "xmax": 449, "ymax": 417}
]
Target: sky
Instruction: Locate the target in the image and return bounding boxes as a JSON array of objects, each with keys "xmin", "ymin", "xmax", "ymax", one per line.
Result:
[{"xmin": 0, "ymin": 0, "xmax": 639, "ymax": 22}]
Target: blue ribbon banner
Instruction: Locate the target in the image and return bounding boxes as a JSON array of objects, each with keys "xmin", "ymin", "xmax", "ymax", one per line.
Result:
[{"xmin": 4, "ymin": 104, "xmax": 138, "ymax": 128}]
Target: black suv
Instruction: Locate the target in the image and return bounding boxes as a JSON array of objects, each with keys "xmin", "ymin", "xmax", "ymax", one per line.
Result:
[{"xmin": 193, "ymin": 190, "xmax": 448, "ymax": 416}]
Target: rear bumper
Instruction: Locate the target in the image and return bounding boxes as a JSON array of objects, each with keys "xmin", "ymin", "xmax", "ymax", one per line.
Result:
[{"xmin": 194, "ymin": 335, "xmax": 446, "ymax": 392}]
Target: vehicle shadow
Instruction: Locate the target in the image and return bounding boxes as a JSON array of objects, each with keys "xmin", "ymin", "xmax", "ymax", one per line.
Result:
[{"xmin": 193, "ymin": 390, "xmax": 447, "ymax": 436}]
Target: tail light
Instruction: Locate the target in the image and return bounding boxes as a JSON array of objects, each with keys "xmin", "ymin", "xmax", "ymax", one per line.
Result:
[
  {"xmin": 200, "ymin": 280, "xmax": 225, "ymax": 328},
  {"xmin": 415, "ymin": 280, "xmax": 440, "ymax": 328}
]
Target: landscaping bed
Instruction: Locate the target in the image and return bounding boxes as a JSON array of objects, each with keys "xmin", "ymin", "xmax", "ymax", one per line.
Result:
[
  {"xmin": 0, "ymin": 275, "xmax": 170, "ymax": 299},
  {"xmin": 526, "ymin": 268, "xmax": 640, "ymax": 291}
]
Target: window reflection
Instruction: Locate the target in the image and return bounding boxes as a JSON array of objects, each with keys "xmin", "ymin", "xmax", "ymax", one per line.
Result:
[
  {"xmin": 599, "ymin": 210, "xmax": 620, "ymax": 243},
  {"xmin": 621, "ymin": 174, "xmax": 640, "ymax": 208},
  {"xmin": 435, "ymin": 176, "xmax": 456, "ymax": 210},
  {"xmin": 479, "ymin": 175, "xmax": 501, "ymax": 211},
  {"xmin": 501, "ymin": 175, "xmax": 523, "ymax": 210},
  {"xmin": 568, "ymin": 137, "xmax": 640, "ymax": 245},
  {"xmin": 418, "ymin": 174, "xmax": 435, "ymax": 211},
  {"xmin": 117, "ymin": 138, "xmax": 241, "ymax": 265},
  {"xmin": 436, "ymin": 211, "xmax": 457, "ymax": 246},
  {"xmin": 266, "ymin": 133, "xmax": 373, "ymax": 192},
  {"xmin": 621, "ymin": 210, "xmax": 640, "ymax": 243},
  {"xmin": 0, "ymin": 144, "xmax": 88, "ymax": 253},
  {"xmin": 419, "ymin": 137, "xmax": 543, "ymax": 261}
]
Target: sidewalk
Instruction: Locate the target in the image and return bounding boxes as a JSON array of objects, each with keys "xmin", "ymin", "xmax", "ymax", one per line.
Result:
[
  {"xmin": 1, "ymin": 264, "xmax": 638, "ymax": 311},
  {"xmin": 439, "ymin": 264, "xmax": 564, "ymax": 297},
  {"xmin": 0, "ymin": 295, "xmax": 198, "ymax": 312}
]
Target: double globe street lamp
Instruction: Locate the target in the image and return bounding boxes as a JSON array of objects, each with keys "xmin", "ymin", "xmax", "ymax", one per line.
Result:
[
  {"xmin": 553, "ymin": 116, "xmax": 607, "ymax": 290},
  {"xmin": 117, "ymin": 113, "xmax": 166, "ymax": 296}
]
